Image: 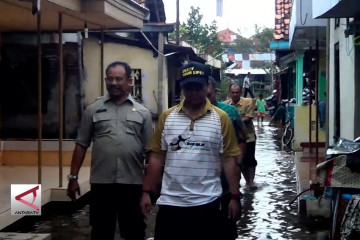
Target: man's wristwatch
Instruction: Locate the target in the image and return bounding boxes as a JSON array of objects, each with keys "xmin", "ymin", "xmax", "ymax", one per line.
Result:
[{"xmin": 67, "ymin": 175, "xmax": 78, "ymax": 181}]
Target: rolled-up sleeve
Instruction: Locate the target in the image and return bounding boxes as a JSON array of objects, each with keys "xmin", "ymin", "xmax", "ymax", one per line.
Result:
[{"xmin": 75, "ymin": 107, "xmax": 93, "ymax": 148}]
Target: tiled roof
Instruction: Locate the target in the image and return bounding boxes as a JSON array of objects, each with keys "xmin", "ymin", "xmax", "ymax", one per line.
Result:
[
  {"xmin": 274, "ymin": 0, "xmax": 292, "ymax": 40},
  {"xmin": 217, "ymin": 28, "xmax": 241, "ymax": 43}
]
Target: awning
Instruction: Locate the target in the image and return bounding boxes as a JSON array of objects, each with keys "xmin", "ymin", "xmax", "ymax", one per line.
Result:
[
  {"xmin": 316, "ymin": 0, "xmax": 360, "ymax": 19},
  {"xmin": 165, "ymin": 44, "xmax": 206, "ymax": 63},
  {"xmin": 274, "ymin": 67, "xmax": 289, "ymax": 76},
  {"xmin": 0, "ymin": 0, "xmax": 149, "ymax": 32},
  {"xmin": 225, "ymin": 68, "xmax": 267, "ymax": 76}
]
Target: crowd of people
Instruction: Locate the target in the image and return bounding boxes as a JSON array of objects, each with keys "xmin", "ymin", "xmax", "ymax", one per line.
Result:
[{"xmin": 66, "ymin": 61, "xmax": 265, "ymax": 240}]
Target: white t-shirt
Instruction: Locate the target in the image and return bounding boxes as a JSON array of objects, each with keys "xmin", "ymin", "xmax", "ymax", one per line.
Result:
[
  {"xmin": 157, "ymin": 107, "xmax": 223, "ymax": 207},
  {"xmin": 243, "ymin": 76, "xmax": 250, "ymax": 89}
]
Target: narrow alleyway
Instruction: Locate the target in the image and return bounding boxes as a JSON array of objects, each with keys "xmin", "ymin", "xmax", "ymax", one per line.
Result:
[{"xmin": 2, "ymin": 121, "xmax": 329, "ymax": 240}]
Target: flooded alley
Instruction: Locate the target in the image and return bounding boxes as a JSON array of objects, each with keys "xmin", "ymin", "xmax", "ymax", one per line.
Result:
[
  {"xmin": 237, "ymin": 122, "xmax": 328, "ymax": 239},
  {"xmin": 2, "ymin": 121, "xmax": 329, "ymax": 240}
]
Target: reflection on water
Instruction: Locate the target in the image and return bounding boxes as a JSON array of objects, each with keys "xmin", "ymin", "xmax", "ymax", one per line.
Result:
[
  {"xmin": 2, "ymin": 121, "xmax": 329, "ymax": 240},
  {"xmin": 237, "ymin": 122, "xmax": 328, "ymax": 240}
]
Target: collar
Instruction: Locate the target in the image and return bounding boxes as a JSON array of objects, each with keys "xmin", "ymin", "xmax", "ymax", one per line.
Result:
[
  {"xmin": 226, "ymin": 98, "xmax": 242, "ymax": 107},
  {"xmin": 177, "ymin": 98, "xmax": 212, "ymax": 116},
  {"xmin": 104, "ymin": 93, "xmax": 135, "ymax": 105}
]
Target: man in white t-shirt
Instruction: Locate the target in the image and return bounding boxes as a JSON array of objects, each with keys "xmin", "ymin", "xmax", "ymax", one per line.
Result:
[
  {"xmin": 140, "ymin": 62, "xmax": 242, "ymax": 240},
  {"xmin": 243, "ymin": 72, "xmax": 254, "ymax": 98}
]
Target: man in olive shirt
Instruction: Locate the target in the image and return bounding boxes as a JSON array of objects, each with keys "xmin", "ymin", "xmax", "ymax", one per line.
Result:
[
  {"xmin": 224, "ymin": 83, "xmax": 257, "ymax": 189},
  {"xmin": 67, "ymin": 61, "xmax": 153, "ymax": 240}
]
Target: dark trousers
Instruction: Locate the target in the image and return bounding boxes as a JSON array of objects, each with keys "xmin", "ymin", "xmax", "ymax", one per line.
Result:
[
  {"xmin": 243, "ymin": 87, "xmax": 254, "ymax": 98},
  {"xmin": 154, "ymin": 199, "xmax": 221, "ymax": 240},
  {"xmin": 90, "ymin": 184, "xmax": 145, "ymax": 240},
  {"xmin": 220, "ymin": 193, "xmax": 238, "ymax": 240}
]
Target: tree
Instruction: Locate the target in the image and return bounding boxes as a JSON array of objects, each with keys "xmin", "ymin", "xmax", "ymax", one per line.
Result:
[
  {"xmin": 232, "ymin": 36, "xmax": 254, "ymax": 53},
  {"xmin": 177, "ymin": 7, "xmax": 224, "ymax": 56},
  {"xmin": 228, "ymin": 25, "xmax": 274, "ymax": 54},
  {"xmin": 252, "ymin": 26, "xmax": 274, "ymax": 52}
]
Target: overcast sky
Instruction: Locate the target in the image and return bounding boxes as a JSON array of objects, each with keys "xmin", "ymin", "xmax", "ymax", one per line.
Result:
[{"xmin": 162, "ymin": 0, "xmax": 275, "ymax": 38}]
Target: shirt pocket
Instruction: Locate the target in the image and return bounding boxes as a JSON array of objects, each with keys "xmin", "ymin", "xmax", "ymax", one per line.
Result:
[
  {"xmin": 93, "ymin": 113, "xmax": 112, "ymax": 136},
  {"xmin": 126, "ymin": 112, "xmax": 143, "ymax": 135}
]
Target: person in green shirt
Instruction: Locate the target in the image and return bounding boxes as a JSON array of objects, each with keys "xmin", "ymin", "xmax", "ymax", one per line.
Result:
[
  {"xmin": 256, "ymin": 94, "xmax": 266, "ymax": 124},
  {"xmin": 207, "ymin": 77, "xmax": 246, "ymax": 240}
]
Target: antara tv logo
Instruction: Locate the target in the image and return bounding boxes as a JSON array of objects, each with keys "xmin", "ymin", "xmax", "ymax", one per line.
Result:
[{"xmin": 11, "ymin": 184, "xmax": 41, "ymax": 216}]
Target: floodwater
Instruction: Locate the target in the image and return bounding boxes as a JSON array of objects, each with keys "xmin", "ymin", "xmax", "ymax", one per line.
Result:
[{"xmin": 2, "ymin": 121, "xmax": 329, "ymax": 240}]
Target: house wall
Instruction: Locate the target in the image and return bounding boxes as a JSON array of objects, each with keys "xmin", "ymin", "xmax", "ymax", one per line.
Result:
[
  {"xmin": 296, "ymin": 56, "xmax": 304, "ymax": 105},
  {"xmin": 290, "ymin": 0, "xmax": 327, "ymax": 44},
  {"xmin": 83, "ymin": 36, "xmax": 167, "ymax": 114},
  {"xmin": 328, "ymin": 18, "xmax": 356, "ymax": 145},
  {"xmin": 293, "ymin": 105, "xmax": 326, "ymax": 150}
]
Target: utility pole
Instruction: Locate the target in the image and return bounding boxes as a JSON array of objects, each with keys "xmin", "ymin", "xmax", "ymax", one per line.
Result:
[{"xmin": 176, "ymin": 0, "xmax": 180, "ymax": 45}]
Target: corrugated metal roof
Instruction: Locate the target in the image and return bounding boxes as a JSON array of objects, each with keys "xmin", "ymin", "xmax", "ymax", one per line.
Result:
[{"xmin": 225, "ymin": 68, "xmax": 267, "ymax": 75}]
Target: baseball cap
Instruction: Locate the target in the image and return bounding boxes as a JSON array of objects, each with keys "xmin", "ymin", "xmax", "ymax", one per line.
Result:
[{"xmin": 180, "ymin": 62, "xmax": 208, "ymax": 88}]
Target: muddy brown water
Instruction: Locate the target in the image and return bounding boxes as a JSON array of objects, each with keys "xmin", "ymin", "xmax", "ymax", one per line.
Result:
[{"xmin": 2, "ymin": 122, "xmax": 330, "ymax": 239}]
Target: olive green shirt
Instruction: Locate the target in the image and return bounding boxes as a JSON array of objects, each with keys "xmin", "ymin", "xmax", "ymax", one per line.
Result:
[
  {"xmin": 224, "ymin": 97, "xmax": 256, "ymax": 142},
  {"xmin": 76, "ymin": 94, "xmax": 153, "ymax": 184}
]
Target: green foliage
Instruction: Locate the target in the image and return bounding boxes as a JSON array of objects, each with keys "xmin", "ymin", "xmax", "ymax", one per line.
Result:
[
  {"xmin": 230, "ymin": 25, "xmax": 274, "ymax": 53},
  {"xmin": 218, "ymin": 75, "xmax": 235, "ymax": 101},
  {"xmin": 232, "ymin": 37, "xmax": 254, "ymax": 53},
  {"xmin": 179, "ymin": 7, "xmax": 224, "ymax": 56},
  {"xmin": 252, "ymin": 26, "xmax": 274, "ymax": 52}
]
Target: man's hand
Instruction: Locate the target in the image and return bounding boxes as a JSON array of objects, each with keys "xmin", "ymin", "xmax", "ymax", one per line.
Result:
[
  {"xmin": 228, "ymin": 199, "xmax": 241, "ymax": 221},
  {"xmin": 67, "ymin": 180, "xmax": 81, "ymax": 201},
  {"xmin": 140, "ymin": 192, "xmax": 152, "ymax": 217}
]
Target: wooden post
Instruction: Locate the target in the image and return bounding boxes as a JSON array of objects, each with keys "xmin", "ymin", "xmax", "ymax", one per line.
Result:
[
  {"xmin": 315, "ymin": 39, "xmax": 319, "ymax": 165},
  {"xmin": 37, "ymin": 12, "xmax": 42, "ymax": 184},
  {"xmin": 58, "ymin": 13, "xmax": 64, "ymax": 187},
  {"xmin": 176, "ymin": 0, "xmax": 180, "ymax": 45},
  {"xmin": 308, "ymin": 48, "xmax": 312, "ymax": 152},
  {"xmin": 101, "ymin": 30, "xmax": 104, "ymax": 96},
  {"xmin": 157, "ymin": 32, "xmax": 164, "ymax": 113}
]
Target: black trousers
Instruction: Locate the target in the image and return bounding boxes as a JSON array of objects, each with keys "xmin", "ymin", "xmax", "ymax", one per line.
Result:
[
  {"xmin": 243, "ymin": 87, "xmax": 254, "ymax": 98},
  {"xmin": 154, "ymin": 199, "xmax": 221, "ymax": 240},
  {"xmin": 90, "ymin": 184, "xmax": 145, "ymax": 240}
]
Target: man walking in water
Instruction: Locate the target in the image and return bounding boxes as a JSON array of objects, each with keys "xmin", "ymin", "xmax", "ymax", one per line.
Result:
[
  {"xmin": 141, "ymin": 62, "xmax": 242, "ymax": 240},
  {"xmin": 67, "ymin": 61, "xmax": 153, "ymax": 240},
  {"xmin": 243, "ymin": 72, "xmax": 254, "ymax": 98},
  {"xmin": 225, "ymin": 83, "xmax": 257, "ymax": 189}
]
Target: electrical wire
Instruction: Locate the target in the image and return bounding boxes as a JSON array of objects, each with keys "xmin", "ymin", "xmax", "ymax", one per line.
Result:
[
  {"xmin": 300, "ymin": 0, "xmax": 308, "ymax": 26},
  {"xmin": 140, "ymin": 31, "xmax": 177, "ymax": 57}
]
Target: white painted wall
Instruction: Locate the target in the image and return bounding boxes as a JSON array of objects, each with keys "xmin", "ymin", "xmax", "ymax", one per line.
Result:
[
  {"xmin": 83, "ymin": 36, "xmax": 168, "ymax": 114},
  {"xmin": 290, "ymin": 0, "xmax": 327, "ymax": 44},
  {"xmin": 328, "ymin": 18, "xmax": 355, "ymax": 145}
]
